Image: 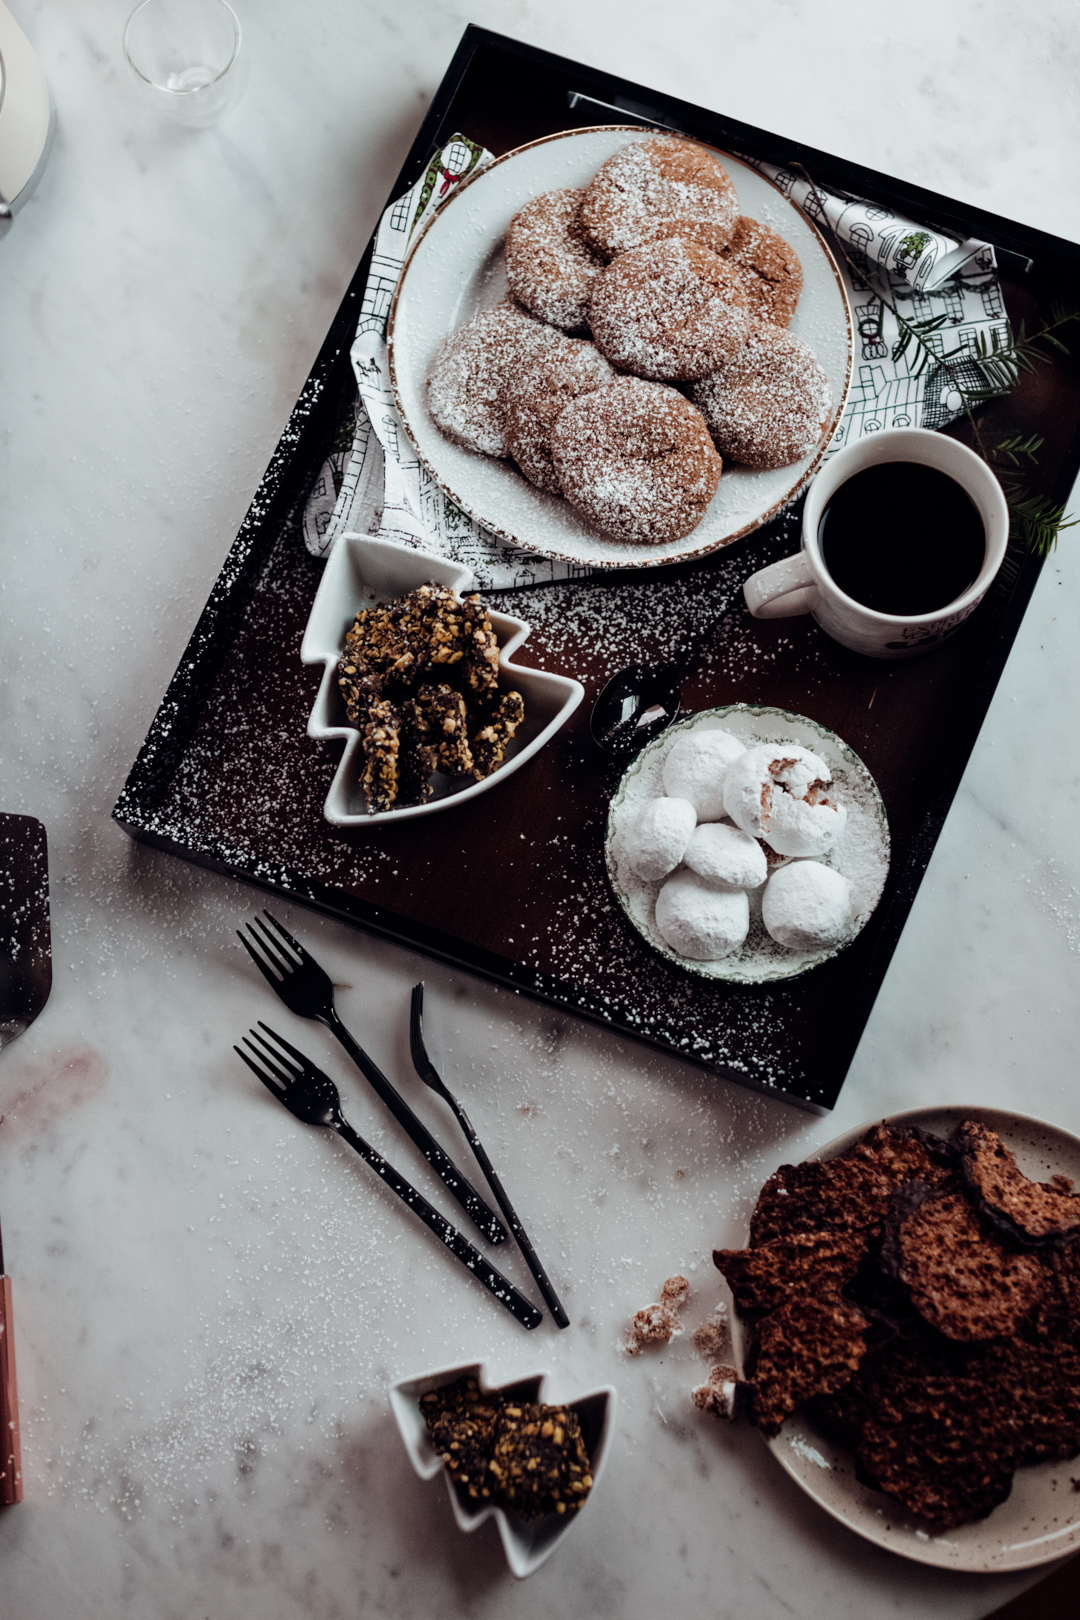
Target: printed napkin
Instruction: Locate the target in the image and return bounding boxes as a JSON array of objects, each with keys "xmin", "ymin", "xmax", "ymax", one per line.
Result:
[{"xmin": 302, "ymin": 134, "xmax": 1005, "ymax": 585}]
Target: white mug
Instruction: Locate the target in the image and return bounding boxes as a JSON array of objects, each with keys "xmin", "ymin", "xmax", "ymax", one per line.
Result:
[{"xmin": 743, "ymin": 429, "xmax": 1010, "ymax": 659}]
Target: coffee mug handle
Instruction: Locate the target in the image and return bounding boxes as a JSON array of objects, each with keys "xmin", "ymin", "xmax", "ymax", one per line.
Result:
[{"xmin": 743, "ymin": 553, "xmax": 816, "ymax": 619}]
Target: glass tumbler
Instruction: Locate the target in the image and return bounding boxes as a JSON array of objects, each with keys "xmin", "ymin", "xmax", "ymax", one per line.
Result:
[{"xmin": 123, "ymin": 0, "xmax": 244, "ymax": 127}]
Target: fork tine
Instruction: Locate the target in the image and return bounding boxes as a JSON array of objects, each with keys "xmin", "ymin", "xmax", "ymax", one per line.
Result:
[
  {"xmin": 247, "ymin": 917, "xmax": 296, "ymax": 976},
  {"xmin": 234, "ymin": 1043, "xmax": 286, "ymax": 1095},
  {"xmin": 254, "ymin": 1020, "xmax": 314, "ymax": 1070},
  {"xmin": 408, "ymin": 982, "xmax": 425, "ymax": 1061},
  {"xmin": 241, "ymin": 1032, "xmax": 299, "ymax": 1087},
  {"xmin": 237, "ymin": 928, "xmax": 286, "ymax": 986},
  {"xmin": 261, "ymin": 909, "xmax": 312, "ymax": 964}
]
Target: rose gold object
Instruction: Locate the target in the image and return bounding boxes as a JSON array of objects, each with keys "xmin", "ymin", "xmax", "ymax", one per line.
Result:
[
  {"xmin": 0, "ymin": 1221, "xmax": 22, "ymax": 1504},
  {"xmin": 0, "ymin": 811, "xmax": 52, "ymax": 1506}
]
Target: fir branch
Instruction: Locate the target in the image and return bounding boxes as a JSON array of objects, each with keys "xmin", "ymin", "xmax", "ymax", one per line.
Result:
[
  {"xmin": 1004, "ymin": 489, "xmax": 1078, "ymax": 558},
  {"xmin": 984, "ymin": 434, "xmax": 1043, "ymax": 468}
]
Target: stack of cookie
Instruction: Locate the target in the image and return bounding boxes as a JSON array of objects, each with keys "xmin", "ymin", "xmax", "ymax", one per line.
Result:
[
  {"xmin": 427, "ymin": 137, "xmax": 832, "ymax": 546},
  {"xmin": 715, "ymin": 1120, "xmax": 1080, "ymax": 1529}
]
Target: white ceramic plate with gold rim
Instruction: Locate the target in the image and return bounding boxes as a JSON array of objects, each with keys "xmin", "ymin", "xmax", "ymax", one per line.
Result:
[
  {"xmin": 388, "ymin": 126, "xmax": 853, "ymax": 570},
  {"xmin": 728, "ymin": 1106, "xmax": 1080, "ymax": 1572},
  {"xmin": 604, "ymin": 705, "xmax": 889, "ymax": 984}
]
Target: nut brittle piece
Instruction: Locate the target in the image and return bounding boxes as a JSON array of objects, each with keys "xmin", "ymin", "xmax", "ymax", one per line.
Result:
[
  {"xmin": 336, "ymin": 583, "xmax": 524, "ymax": 811},
  {"xmin": 415, "ymin": 684, "xmax": 474, "ymax": 776},
  {"xmin": 469, "ymin": 690, "xmax": 526, "ymax": 780},
  {"xmin": 420, "ymin": 1376, "xmax": 505, "ymax": 1503},
  {"xmin": 360, "ymin": 700, "xmax": 400, "ymax": 814},
  {"xmin": 488, "ymin": 1402, "xmax": 593, "ymax": 1518}
]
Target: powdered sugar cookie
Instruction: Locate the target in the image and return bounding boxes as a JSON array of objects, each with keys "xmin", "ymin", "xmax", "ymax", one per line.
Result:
[
  {"xmin": 684, "ymin": 822, "xmax": 768, "ymax": 891},
  {"xmin": 589, "ymin": 238, "xmax": 752, "ymax": 382},
  {"xmin": 550, "ymin": 377, "xmax": 722, "ymax": 545},
  {"xmin": 427, "ymin": 299, "xmax": 564, "ymax": 458},
  {"xmin": 655, "ymin": 869, "xmax": 750, "ymax": 960},
  {"xmin": 504, "ymin": 339, "xmax": 616, "ymax": 493},
  {"xmin": 504, "ymin": 187, "xmax": 607, "ymax": 332},
  {"xmin": 580, "ymin": 137, "xmax": 739, "ymax": 260},
  {"xmin": 687, "ymin": 323, "xmax": 831, "ymax": 470},
  {"xmin": 723, "ymin": 743, "xmax": 847, "ymax": 858},
  {"xmin": 624, "ymin": 796, "xmax": 697, "ymax": 883},
  {"xmin": 761, "ymin": 861, "xmax": 853, "ymax": 951},
  {"xmin": 719, "ymin": 217, "xmax": 803, "ymax": 327},
  {"xmin": 661, "ymin": 728, "xmax": 746, "ymax": 820}
]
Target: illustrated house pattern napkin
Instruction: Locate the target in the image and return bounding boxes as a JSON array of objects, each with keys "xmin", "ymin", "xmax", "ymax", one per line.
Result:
[{"xmin": 302, "ymin": 134, "xmax": 1005, "ymax": 589}]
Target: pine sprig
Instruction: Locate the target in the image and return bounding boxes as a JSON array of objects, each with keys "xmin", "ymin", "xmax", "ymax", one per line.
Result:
[{"xmin": 1004, "ymin": 490, "xmax": 1078, "ymax": 558}]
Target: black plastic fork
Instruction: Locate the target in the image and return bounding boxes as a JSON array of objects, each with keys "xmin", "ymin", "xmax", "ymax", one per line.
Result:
[
  {"xmin": 410, "ymin": 983, "xmax": 570, "ymax": 1329},
  {"xmin": 235, "ymin": 1024, "xmax": 541, "ymax": 1331},
  {"xmin": 237, "ymin": 911, "xmax": 507, "ymax": 1247}
]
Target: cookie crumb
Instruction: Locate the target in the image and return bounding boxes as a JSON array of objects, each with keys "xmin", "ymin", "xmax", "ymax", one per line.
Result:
[
  {"xmin": 691, "ymin": 1364, "xmax": 740, "ymax": 1420},
  {"xmin": 626, "ymin": 1275, "xmax": 690, "ymax": 1353},
  {"xmin": 693, "ymin": 1305, "xmax": 730, "ymax": 1359}
]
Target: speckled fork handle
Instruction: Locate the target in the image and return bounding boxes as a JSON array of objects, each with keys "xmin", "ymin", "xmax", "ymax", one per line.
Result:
[{"xmin": 330, "ymin": 1117, "xmax": 543, "ymax": 1332}]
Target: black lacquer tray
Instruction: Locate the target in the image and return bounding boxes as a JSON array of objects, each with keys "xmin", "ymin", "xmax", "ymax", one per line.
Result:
[{"xmin": 114, "ymin": 26, "xmax": 1080, "ymax": 1110}]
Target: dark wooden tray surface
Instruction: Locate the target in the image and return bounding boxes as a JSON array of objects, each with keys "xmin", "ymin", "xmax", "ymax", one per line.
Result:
[{"xmin": 114, "ymin": 27, "xmax": 1080, "ymax": 1110}]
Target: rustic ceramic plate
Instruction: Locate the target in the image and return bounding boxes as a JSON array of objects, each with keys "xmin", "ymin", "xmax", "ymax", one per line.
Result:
[
  {"xmin": 729, "ymin": 1105, "xmax": 1080, "ymax": 1571},
  {"xmin": 388, "ymin": 126, "xmax": 853, "ymax": 569},
  {"xmin": 604, "ymin": 705, "xmax": 889, "ymax": 983}
]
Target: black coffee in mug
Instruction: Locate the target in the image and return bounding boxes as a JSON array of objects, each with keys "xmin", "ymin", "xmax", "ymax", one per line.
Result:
[{"xmin": 817, "ymin": 461, "xmax": 986, "ymax": 617}]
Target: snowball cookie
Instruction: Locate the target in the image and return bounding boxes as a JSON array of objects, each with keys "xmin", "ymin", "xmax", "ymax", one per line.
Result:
[
  {"xmin": 504, "ymin": 339, "xmax": 616, "ymax": 493},
  {"xmin": 624, "ymin": 796, "xmax": 697, "ymax": 882},
  {"xmin": 683, "ymin": 822, "xmax": 768, "ymax": 891},
  {"xmin": 761, "ymin": 861, "xmax": 853, "ymax": 952},
  {"xmin": 427, "ymin": 299, "xmax": 563, "ymax": 458},
  {"xmin": 580, "ymin": 137, "xmax": 739, "ymax": 260},
  {"xmin": 662, "ymin": 729, "xmax": 746, "ymax": 821},
  {"xmin": 504, "ymin": 188, "xmax": 607, "ymax": 332},
  {"xmin": 655, "ymin": 869, "xmax": 750, "ymax": 960},
  {"xmin": 687, "ymin": 323, "xmax": 831, "ymax": 471},
  {"xmin": 550, "ymin": 377, "xmax": 722, "ymax": 545},
  {"xmin": 723, "ymin": 743, "xmax": 847, "ymax": 858},
  {"xmin": 589, "ymin": 238, "xmax": 752, "ymax": 382},
  {"xmin": 718, "ymin": 217, "xmax": 803, "ymax": 327}
]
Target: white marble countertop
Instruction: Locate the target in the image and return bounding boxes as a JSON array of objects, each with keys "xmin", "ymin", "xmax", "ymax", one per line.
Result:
[{"xmin": 1, "ymin": 2, "xmax": 1079, "ymax": 1616}]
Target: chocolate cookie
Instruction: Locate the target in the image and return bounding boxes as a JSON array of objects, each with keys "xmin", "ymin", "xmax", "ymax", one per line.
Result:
[
  {"xmin": 504, "ymin": 339, "xmax": 616, "ymax": 492},
  {"xmin": 715, "ymin": 1229, "xmax": 871, "ymax": 1316},
  {"xmin": 719, "ymin": 216, "xmax": 803, "ymax": 326},
  {"xmin": 748, "ymin": 1293, "xmax": 869, "ymax": 1437},
  {"xmin": 885, "ymin": 1186, "xmax": 1044, "ymax": 1341},
  {"xmin": 504, "ymin": 187, "xmax": 607, "ymax": 332},
  {"xmin": 748, "ymin": 1123, "xmax": 955, "ymax": 1247},
  {"xmin": 580, "ymin": 136, "xmax": 739, "ymax": 259},
  {"xmin": 688, "ymin": 323, "xmax": 831, "ymax": 470},
  {"xmin": 588, "ymin": 237, "xmax": 752, "ymax": 382},
  {"xmin": 956, "ymin": 1119, "xmax": 1080, "ymax": 1247},
  {"xmin": 427, "ymin": 298, "xmax": 564, "ymax": 457},
  {"xmin": 550, "ymin": 377, "xmax": 722, "ymax": 545}
]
